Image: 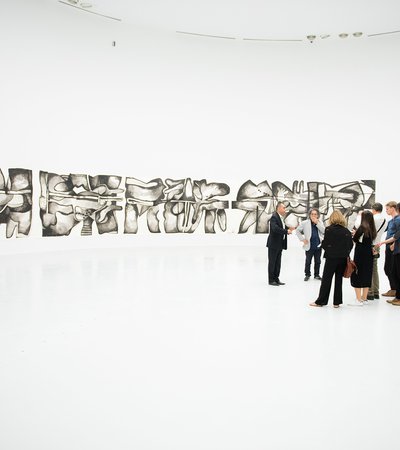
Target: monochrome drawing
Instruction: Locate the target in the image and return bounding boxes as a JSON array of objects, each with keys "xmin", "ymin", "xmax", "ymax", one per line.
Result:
[{"xmin": 0, "ymin": 168, "xmax": 32, "ymax": 238}]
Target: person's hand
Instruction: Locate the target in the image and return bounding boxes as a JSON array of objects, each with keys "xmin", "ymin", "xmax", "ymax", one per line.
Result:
[
  {"xmin": 390, "ymin": 243, "xmax": 395, "ymax": 251},
  {"xmin": 377, "ymin": 242, "xmax": 384, "ymax": 247},
  {"xmin": 303, "ymin": 239, "xmax": 309, "ymax": 245},
  {"xmin": 351, "ymin": 229, "xmax": 356, "ymax": 236}
]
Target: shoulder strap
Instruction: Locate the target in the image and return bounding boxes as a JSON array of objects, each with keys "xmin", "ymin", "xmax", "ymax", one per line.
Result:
[{"xmin": 377, "ymin": 219, "xmax": 386, "ymax": 233}]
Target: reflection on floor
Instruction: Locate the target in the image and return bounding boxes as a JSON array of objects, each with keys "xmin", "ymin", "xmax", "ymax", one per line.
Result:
[{"xmin": 1, "ymin": 245, "xmax": 399, "ymax": 450}]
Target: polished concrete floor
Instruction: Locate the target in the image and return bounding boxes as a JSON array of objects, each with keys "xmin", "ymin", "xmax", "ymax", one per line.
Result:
[{"xmin": 1, "ymin": 245, "xmax": 399, "ymax": 450}]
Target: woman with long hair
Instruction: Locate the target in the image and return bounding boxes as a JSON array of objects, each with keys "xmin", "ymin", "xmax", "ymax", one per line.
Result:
[
  {"xmin": 349, "ymin": 210, "xmax": 377, "ymax": 305},
  {"xmin": 310, "ymin": 210, "xmax": 353, "ymax": 308}
]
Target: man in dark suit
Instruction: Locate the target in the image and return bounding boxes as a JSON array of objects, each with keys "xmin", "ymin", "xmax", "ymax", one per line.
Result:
[{"xmin": 267, "ymin": 202, "xmax": 295, "ymax": 286}]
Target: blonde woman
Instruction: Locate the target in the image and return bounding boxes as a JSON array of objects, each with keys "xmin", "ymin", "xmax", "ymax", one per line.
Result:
[{"xmin": 310, "ymin": 210, "xmax": 353, "ymax": 308}]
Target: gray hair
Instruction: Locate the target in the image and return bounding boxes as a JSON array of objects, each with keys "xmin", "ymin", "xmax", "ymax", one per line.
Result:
[{"xmin": 308, "ymin": 208, "xmax": 320, "ymax": 218}]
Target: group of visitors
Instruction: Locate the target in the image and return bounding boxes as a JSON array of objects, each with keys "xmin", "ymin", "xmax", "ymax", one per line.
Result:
[{"xmin": 267, "ymin": 201, "xmax": 400, "ymax": 308}]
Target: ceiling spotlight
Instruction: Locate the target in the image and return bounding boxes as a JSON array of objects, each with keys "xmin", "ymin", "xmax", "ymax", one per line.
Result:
[
  {"xmin": 339, "ymin": 33, "xmax": 349, "ymax": 38},
  {"xmin": 307, "ymin": 35, "xmax": 316, "ymax": 43},
  {"xmin": 353, "ymin": 32, "xmax": 363, "ymax": 37},
  {"xmin": 320, "ymin": 34, "xmax": 330, "ymax": 39},
  {"xmin": 67, "ymin": 0, "xmax": 92, "ymax": 6}
]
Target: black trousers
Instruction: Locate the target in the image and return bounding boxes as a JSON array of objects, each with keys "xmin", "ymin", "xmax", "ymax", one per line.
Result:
[
  {"xmin": 268, "ymin": 247, "xmax": 282, "ymax": 283},
  {"xmin": 392, "ymin": 253, "xmax": 400, "ymax": 299},
  {"xmin": 315, "ymin": 257, "xmax": 347, "ymax": 306},
  {"xmin": 305, "ymin": 247, "xmax": 322, "ymax": 276},
  {"xmin": 384, "ymin": 245, "xmax": 396, "ymax": 290}
]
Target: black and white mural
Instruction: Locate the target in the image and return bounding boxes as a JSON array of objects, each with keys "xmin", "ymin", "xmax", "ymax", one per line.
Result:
[
  {"xmin": 0, "ymin": 168, "xmax": 376, "ymax": 238},
  {"xmin": 39, "ymin": 171, "xmax": 123, "ymax": 236},
  {"xmin": 233, "ymin": 179, "xmax": 375, "ymax": 233},
  {"xmin": 125, "ymin": 177, "xmax": 230, "ymax": 233},
  {"xmin": 0, "ymin": 168, "xmax": 32, "ymax": 238}
]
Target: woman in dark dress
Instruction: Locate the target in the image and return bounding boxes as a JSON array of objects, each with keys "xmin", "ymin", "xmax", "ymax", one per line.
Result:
[
  {"xmin": 349, "ymin": 210, "xmax": 377, "ymax": 306},
  {"xmin": 310, "ymin": 210, "xmax": 353, "ymax": 308}
]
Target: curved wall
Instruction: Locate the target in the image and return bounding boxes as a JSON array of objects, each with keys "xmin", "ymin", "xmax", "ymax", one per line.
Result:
[{"xmin": 0, "ymin": 0, "xmax": 399, "ymax": 253}]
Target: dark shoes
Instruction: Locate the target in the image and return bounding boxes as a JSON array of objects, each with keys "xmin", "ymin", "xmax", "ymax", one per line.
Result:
[
  {"xmin": 269, "ymin": 280, "xmax": 285, "ymax": 286},
  {"xmin": 314, "ymin": 275, "xmax": 322, "ymax": 280},
  {"xmin": 304, "ymin": 276, "xmax": 310, "ymax": 281},
  {"xmin": 367, "ymin": 295, "xmax": 374, "ymax": 301}
]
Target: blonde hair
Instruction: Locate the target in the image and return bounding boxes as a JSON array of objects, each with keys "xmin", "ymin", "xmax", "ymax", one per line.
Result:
[
  {"xmin": 386, "ymin": 201, "xmax": 397, "ymax": 208},
  {"xmin": 328, "ymin": 210, "xmax": 347, "ymax": 227}
]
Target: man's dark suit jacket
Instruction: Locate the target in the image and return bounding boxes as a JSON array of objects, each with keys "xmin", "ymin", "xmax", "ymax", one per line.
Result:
[{"xmin": 267, "ymin": 212, "xmax": 288, "ymax": 250}]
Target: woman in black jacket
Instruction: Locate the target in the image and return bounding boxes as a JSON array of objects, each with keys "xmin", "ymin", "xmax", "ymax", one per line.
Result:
[{"xmin": 310, "ymin": 210, "xmax": 353, "ymax": 308}]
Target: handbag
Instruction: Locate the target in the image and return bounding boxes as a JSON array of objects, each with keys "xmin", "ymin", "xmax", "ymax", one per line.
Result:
[
  {"xmin": 344, "ymin": 257, "xmax": 357, "ymax": 278},
  {"xmin": 372, "ymin": 245, "xmax": 380, "ymax": 258}
]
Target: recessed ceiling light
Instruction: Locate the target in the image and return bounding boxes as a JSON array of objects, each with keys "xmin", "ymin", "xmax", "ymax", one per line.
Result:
[
  {"xmin": 353, "ymin": 32, "xmax": 363, "ymax": 37},
  {"xmin": 306, "ymin": 35, "xmax": 316, "ymax": 43},
  {"xmin": 339, "ymin": 33, "xmax": 349, "ymax": 38}
]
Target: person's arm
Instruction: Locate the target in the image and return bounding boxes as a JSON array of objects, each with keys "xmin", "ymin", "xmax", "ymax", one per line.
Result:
[
  {"xmin": 295, "ymin": 221, "xmax": 306, "ymax": 242},
  {"xmin": 377, "ymin": 229, "xmax": 400, "ymax": 247},
  {"xmin": 353, "ymin": 226, "xmax": 363, "ymax": 243},
  {"xmin": 269, "ymin": 215, "xmax": 286, "ymax": 235},
  {"xmin": 346, "ymin": 229, "xmax": 354, "ymax": 254},
  {"xmin": 270, "ymin": 215, "xmax": 288, "ymax": 236},
  {"xmin": 378, "ymin": 237, "xmax": 394, "ymax": 246},
  {"xmin": 321, "ymin": 227, "xmax": 331, "ymax": 250}
]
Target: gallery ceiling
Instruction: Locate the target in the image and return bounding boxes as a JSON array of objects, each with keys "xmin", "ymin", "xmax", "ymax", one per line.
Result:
[{"xmin": 57, "ymin": 0, "xmax": 400, "ymax": 42}]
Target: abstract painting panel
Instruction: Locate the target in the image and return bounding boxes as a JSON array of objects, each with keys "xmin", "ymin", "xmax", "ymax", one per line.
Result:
[{"xmin": 0, "ymin": 168, "xmax": 32, "ymax": 238}]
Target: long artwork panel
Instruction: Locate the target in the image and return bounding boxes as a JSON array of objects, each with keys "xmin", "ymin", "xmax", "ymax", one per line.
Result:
[{"xmin": 0, "ymin": 168, "xmax": 375, "ymax": 237}]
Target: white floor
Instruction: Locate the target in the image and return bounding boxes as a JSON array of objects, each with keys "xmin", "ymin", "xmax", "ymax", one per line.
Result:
[{"xmin": 1, "ymin": 245, "xmax": 400, "ymax": 450}]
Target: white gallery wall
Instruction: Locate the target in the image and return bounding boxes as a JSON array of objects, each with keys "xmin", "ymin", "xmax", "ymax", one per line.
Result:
[{"xmin": 0, "ymin": 0, "xmax": 399, "ymax": 252}]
